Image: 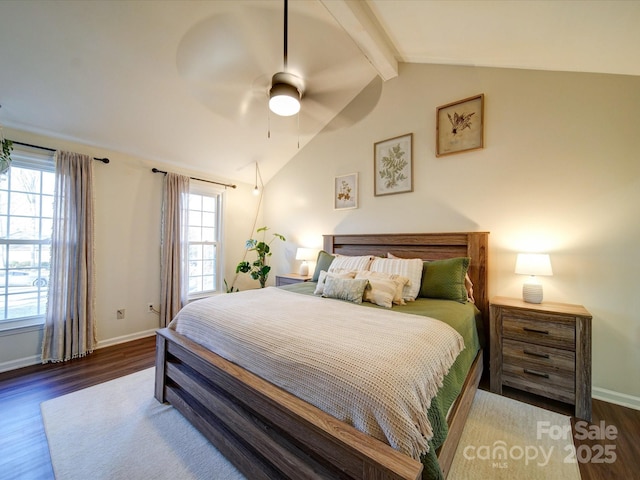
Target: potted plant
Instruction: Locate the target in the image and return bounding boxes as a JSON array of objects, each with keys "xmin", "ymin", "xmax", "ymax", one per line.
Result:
[
  {"xmin": 0, "ymin": 137, "xmax": 12, "ymax": 175},
  {"xmin": 236, "ymin": 226, "xmax": 285, "ymax": 288}
]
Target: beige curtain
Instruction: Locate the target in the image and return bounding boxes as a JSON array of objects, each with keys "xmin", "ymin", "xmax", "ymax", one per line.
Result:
[
  {"xmin": 160, "ymin": 172, "xmax": 190, "ymax": 327},
  {"xmin": 42, "ymin": 151, "xmax": 96, "ymax": 362}
]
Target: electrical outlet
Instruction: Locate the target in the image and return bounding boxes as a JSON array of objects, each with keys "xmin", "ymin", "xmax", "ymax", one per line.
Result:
[{"xmin": 117, "ymin": 308, "xmax": 125, "ymax": 320}]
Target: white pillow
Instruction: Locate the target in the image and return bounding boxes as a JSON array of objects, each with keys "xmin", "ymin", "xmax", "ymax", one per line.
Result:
[
  {"xmin": 314, "ymin": 270, "xmax": 356, "ymax": 295},
  {"xmin": 327, "ymin": 254, "xmax": 373, "ymax": 273},
  {"xmin": 370, "ymin": 255, "xmax": 423, "ymax": 301},
  {"xmin": 355, "ymin": 270, "xmax": 409, "ymax": 306}
]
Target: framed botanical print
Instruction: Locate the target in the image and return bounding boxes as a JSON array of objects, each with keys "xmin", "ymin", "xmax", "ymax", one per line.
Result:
[
  {"xmin": 436, "ymin": 94, "xmax": 484, "ymax": 157},
  {"xmin": 334, "ymin": 173, "xmax": 358, "ymax": 210},
  {"xmin": 374, "ymin": 133, "xmax": 413, "ymax": 196}
]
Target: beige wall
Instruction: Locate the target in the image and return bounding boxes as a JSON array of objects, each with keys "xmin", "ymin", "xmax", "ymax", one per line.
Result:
[
  {"xmin": 264, "ymin": 63, "xmax": 640, "ymax": 407},
  {"xmin": 0, "ymin": 128, "xmax": 260, "ymax": 370}
]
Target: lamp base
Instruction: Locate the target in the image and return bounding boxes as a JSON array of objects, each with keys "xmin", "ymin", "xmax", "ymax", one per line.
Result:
[
  {"xmin": 522, "ymin": 283, "xmax": 543, "ymax": 304},
  {"xmin": 299, "ymin": 262, "xmax": 309, "ymax": 276}
]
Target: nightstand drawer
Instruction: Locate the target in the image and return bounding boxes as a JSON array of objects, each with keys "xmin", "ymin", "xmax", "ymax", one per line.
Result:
[
  {"xmin": 503, "ymin": 338, "xmax": 575, "ymax": 375},
  {"xmin": 503, "ymin": 314, "xmax": 575, "ymax": 350},
  {"xmin": 503, "ymin": 363, "xmax": 576, "ymax": 404}
]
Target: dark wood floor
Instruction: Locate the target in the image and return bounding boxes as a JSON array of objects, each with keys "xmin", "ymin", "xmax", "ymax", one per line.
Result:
[
  {"xmin": 0, "ymin": 335, "xmax": 638, "ymax": 480},
  {"xmin": 0, "ymin": 336, "xmax": 156, "ymax": 480}
]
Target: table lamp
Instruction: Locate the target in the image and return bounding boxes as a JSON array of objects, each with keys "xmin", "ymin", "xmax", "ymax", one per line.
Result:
[{"xmin": 515, "ymin": 253, "xmax": 553, "ymax": 304}]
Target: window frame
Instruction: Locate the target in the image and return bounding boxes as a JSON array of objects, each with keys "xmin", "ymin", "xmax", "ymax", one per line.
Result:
[
  {"xmin": 0, "ymin": 147, "xmax": 55, "ymax": 331},
  {"xmin": 186, "ymin": 182, "xmax": 224, "ymax": 301}
]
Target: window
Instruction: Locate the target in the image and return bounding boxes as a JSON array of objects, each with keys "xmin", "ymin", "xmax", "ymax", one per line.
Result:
[
  {"xmin": 187, "ymin": 186, "xmax": 223, "ymax": 298},
  {"xmin": 0, "ymin": 148, "xmax": 55, "ymax": 328}
]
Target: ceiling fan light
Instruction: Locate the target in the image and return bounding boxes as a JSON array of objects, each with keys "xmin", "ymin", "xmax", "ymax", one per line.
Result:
[{"xmin": 269, "ymin": 82, "xmax": 300, "ymax": 116}]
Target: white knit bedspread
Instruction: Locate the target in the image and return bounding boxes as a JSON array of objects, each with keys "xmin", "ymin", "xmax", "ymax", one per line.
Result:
[{"xmin": 169, "ymin": 287, "xmax": 464, "ymax": 458}]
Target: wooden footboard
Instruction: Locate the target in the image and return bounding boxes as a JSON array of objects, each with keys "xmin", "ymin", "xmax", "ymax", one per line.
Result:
[
  {"xmin": 155, "ymin": 327, "xmax": 482, "ymax": 480},
  {"xmin": 155, "ymin": 327, "xmax": 424, "ymax": 480}
]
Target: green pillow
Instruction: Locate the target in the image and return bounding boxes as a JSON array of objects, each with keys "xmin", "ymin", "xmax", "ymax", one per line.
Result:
[
  {"xmin": 420, "ymin": 257, "xmax": 470, "ymax": 302},
  {"xmin": 312, "ymin": 250, "xmax": 335, "ymax": 282}
]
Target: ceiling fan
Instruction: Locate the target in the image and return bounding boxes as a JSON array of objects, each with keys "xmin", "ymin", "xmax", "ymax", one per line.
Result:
[
  {"xmin": 268, "ymin": 0, "xmax": 302, "ymax": 117},
  {"xmin": 175, "ymin": 1, "xmax": 379, "ymax": 132}
]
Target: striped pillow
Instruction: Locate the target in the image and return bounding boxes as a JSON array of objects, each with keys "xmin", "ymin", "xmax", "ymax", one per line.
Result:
[
  {"xmin": 370, "ymin": 256, "xmax": 423, "ymax": 301},
  {"xmin": 328, "ymin": 254, "xmax": 373, "ymax": 273}
]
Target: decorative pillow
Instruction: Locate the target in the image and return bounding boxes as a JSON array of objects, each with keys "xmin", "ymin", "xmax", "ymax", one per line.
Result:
[
  {"xmin": 420, "ymin": 257, "xmax": 470, "ymax": 303},
  {"xmin": 370, "ymin": 255, "xmax": 423, "ymax": 301},
  {"xmin": 322, "ymin": 277, "xmax": 369, "ymax": 304},
  {"xmin": 328, "ymin": 254, "xmax": 373, "ymax": 274},
  {"xmin": 313, "ymin": 270, "xmax": 355, "ymax": 295},
  {"xmin": 355, "ymin": 270, "xmax": 409, "ymax": 306},
  {"xmin": 312, "ymin": 250, "xmax": 335, "ymax": 282}
]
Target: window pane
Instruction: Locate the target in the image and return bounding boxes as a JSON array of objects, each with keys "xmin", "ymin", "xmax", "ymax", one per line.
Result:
[
  {"xmin": 202, "ymin": 227, "xmax": 215, "ymax": 243},
  {"xmin": 0, "ymin": 191, "xmax": 8, "ymax": 215},
  {"xmin": 10, "ymin": 191, "xmax": 40, "ymax": 217},
  {"xmin": 12, "ymin": 168, "xmax": 41, "ymax": 194},
  {"xmin": 202, "ymin": 196, "xmax": 216, "ymax": 212},
  {"xmin": 41, "ymin": 194, "xmax": 54, "ymax": 218},
  {"xmin": 9, "ymin": 217, "xmax": 39, "ymax": 239},
  {"xmin": 202, "ymin": 211, "xmax": 215, "ymax": 226},
  {"xmin": 189, "ymin": 209, "xmax": 201, "ymax": 227}
]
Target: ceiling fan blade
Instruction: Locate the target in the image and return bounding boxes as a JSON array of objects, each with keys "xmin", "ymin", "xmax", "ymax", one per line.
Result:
[{"xmin": 176, "ymin": 8, "xmax": 279, "ymax": 122}]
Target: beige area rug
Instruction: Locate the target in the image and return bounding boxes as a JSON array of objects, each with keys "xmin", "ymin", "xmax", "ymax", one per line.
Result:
[
  {"xmin": 448, "ymin": 389, "xmax": 581, "ymax": 479},
  {"xmin": 42, "ymin": 368, "xmax": 581, "ymax": 480},
  {"xmin": 41, "ymin": 368, "xmax": 245, "ymax": 480}
]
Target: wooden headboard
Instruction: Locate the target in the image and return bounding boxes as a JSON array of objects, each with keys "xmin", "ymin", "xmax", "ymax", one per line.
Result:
[{"xmin": 323, "ymin": 231, "xmax": 490, "ymax": 338}]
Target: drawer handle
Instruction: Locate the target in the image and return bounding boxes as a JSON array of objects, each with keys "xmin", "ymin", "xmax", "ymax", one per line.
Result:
[
  {"xmin": 524, "ymin": 368, "xmax": 550, "ymax": 379},
  {"xmin": 523, "ymin": 349, "xmax": 550, "ymax": 359},
  {"xmin": 523, "ymin": 326, "xmax": 549, "ymax": 335}
]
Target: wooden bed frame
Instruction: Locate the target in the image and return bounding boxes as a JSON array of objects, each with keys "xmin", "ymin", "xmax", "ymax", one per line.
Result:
[{"xmin": 155, "ymin": 232, "xmax": 489, "ymax": 480}]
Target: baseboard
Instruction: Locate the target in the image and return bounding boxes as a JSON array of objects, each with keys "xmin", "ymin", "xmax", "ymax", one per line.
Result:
[
  {"xmin": 0, "ymin": 355, "xmax": 41, "ymax": 373},
  {"xmin": 0, "ymin": 329, "xmax": 157, "ymax": 374},
  {"xmin": 593, "ymin": 386, "xmax": 640, "ymax": 411},
  {"xmin": 95, "ymin": 329, "xmax": 157, "ymax": 349}
]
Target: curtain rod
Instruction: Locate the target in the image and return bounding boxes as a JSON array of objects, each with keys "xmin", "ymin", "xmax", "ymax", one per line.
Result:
[
  {"xmin": 151, "ymin": 168, "xmax": 237, "ymax": 189},
  {"xmin": 9, "ymin": 140, "xmax": 110, "ymax": 163}
]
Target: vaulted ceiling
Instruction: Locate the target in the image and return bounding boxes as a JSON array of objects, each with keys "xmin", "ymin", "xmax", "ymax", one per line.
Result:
[{"xmin": 0, "ymin": 1, "xmax": 637, "ymax": 185}]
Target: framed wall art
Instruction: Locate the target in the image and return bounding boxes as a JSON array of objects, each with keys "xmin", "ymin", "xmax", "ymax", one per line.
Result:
[
  {"xmin": 374, "ymin": 133, "xmax": 413, "ymax": 196},
  {"xmin": 436, "ymin": 94, "xmax": 484, "ymax": 157},
  {"xmin": 334, "ymin": 173, "xmax": 358, "ymax": 210}
]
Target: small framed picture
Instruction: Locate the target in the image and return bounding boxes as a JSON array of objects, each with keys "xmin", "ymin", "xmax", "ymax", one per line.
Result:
[
  {"xmin": 374, "ymin": 133, "xmax": 413, "ymax": 196},
  {"xmin": 436, "ymin": 94, "xmax": 484, "ymax": 157},
  {"xmin": 334, "ymin": 173, "xmax": 358, "ymax": 210}
]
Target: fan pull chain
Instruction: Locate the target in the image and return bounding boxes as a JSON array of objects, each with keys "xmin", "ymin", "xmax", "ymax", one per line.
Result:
[
  {"xmin": 267, "ymin": 106, "xmax": 271, "ymax": 139},
  {"xmin": 297, "ymin": 112, "xmax": 300, "ymax": 149}
]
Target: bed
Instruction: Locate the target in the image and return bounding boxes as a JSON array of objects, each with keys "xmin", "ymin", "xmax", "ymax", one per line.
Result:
[{"xmin": 155, "ymin": 232, "xmax": 489, "ymax": 480}]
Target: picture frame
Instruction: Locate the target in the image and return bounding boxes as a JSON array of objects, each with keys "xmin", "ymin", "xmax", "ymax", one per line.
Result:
[
  {"xmin": 436, "ymin": 94, "xmax": 484, "ymax": 157},
  {"xmin": 334, "ymin": 173, "xmax": 358, "ymax": 210},
  {"xmin": 374, "ymin": 133, "xmax": 413, "ymax": 196}
]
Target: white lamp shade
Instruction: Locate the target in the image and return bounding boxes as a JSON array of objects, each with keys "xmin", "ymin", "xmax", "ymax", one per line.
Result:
[
  {"xmin": 269, "ymin": 83, "xmax": 300, "ymax": 116},
  {"xmin": 515, "ymin": 253, "xmax": 553, "ymax": 276},
  {"xmin": 295, "ymin": 248, "xmax": 317, "ymax": 261}
]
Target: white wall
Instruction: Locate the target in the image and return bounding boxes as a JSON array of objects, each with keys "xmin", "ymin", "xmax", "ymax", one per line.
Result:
[
  {"xmin": 264, "ymin": 63, "xmax": 640, "ymax": 407},
  {"xmin": 0, "ymin": 128, "xmax": 261, "ymax": 371}
]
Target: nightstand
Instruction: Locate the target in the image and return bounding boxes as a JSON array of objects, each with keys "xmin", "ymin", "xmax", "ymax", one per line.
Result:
[
  {"xmin": 489, "ymin": 296, "xmax": 592, "ymax": 420},
  {"xmin": 275, "ymin": 273, "xmax": 312, "ymax": 286}
]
